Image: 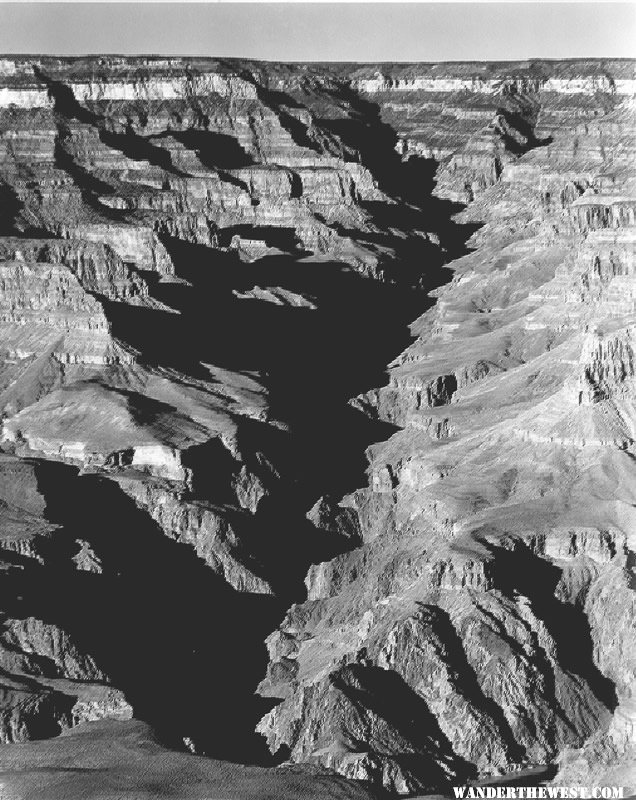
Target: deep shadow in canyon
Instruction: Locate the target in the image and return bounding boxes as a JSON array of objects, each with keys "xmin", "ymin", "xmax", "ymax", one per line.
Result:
[
  {"xmin": 67, "ymin": 226, "xmax": 473, "ymax": 767},
  {"xmin": 487, "ymin": 541, "xmax": 618, "ymax": 713},
  {"xmin": 82, "ymin": 160, "xmax": 478, "ymax": 764},
  {"xmin": 1, "ymin": 75, "xmax": 484, "ymax": 768},
  {"xmin": 104, "ymin": 230, "xmax": 471, "ymax": 595},
  {"xmin": 1, "ymin": 459, "xmax": 287, "ymax": 764}
]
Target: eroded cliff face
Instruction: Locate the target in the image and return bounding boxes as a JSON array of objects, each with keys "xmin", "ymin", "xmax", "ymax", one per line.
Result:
[{"xmin": 0, "ymin": 56, "xmax": 634, "ymax": 799}]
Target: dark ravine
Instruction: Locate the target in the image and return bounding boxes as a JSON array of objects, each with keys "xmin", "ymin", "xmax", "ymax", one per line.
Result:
[{"xmin": 0, "ymin": 57, "xmax": 634, "ymax": 799}]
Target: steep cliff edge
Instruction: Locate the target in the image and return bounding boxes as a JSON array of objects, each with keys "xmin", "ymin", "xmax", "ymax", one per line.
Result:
[{"xmin": 0, "ymin": 57, "xmax": 634, "ymax": 798}]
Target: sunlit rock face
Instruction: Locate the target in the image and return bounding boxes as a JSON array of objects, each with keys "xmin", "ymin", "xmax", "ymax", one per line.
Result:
[{"xmin": 0, "ymin": 56, "xmax": 634, "ymax": 799}]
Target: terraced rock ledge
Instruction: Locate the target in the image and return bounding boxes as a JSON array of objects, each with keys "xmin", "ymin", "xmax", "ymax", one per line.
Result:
[{"xmin": 0, "ymin": 57, "xmax": 634, "ymax": 799}]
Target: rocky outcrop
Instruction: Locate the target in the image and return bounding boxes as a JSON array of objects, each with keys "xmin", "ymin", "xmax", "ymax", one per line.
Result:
[
  {"xmin": 0, "ymin": 56, "xmax": 634, "ymax": 798},
  {"xmin": 255, "ymin": 63, "xmax": 636, "ymax": 793}
]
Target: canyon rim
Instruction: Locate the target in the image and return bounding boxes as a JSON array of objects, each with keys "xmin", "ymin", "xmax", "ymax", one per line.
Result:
[{"xmin": 0, "ymin": 38, "xmax": 633, "ymax": 800}]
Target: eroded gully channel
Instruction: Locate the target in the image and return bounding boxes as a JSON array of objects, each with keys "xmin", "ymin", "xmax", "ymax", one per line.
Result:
[{"xmin": 2, "ymin": 138, "xmax": 479, "ymax": 767}]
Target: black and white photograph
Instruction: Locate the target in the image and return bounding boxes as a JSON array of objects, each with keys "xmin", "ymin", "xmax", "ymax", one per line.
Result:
[{"xmin": 0, "ymin": 1, "xmax": 634, "ymax": 798}]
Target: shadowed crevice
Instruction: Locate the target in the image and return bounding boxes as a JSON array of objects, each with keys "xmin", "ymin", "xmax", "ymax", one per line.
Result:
[
  {"xmin": 331, "ymin": 663, "xmax": 477, "ymax": 791},
  {"xmin": 484, "ymin": 541, "xmax": 618, "ymax": 713}
]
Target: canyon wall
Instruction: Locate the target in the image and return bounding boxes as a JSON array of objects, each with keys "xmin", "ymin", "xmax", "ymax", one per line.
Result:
[{"xmin": 0, "ymin": 57, "xmax": 634, "ymax": 798}]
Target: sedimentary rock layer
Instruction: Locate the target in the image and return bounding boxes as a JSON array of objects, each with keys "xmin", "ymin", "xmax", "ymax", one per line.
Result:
[
  {"xmin": 258, "ymin": 63, "xmax": 636, "ymax": 794},
  {"xmin": 0, "ymin": 56, "xmax": 634, "ymax": 798}
]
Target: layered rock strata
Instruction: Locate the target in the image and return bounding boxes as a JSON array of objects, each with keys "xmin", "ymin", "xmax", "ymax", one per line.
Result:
[
  {"xmin": 257, "ymin": 63, "xmax": 636, "ymax": 794},
  {"xmin": 0, "ymin": 56, "xmax": 633, "ymax": 798}
]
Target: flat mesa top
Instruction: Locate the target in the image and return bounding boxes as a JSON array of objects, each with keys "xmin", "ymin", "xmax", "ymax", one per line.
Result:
[{"xmin": 0, "ymin": 55, "xmax": 636, "ymax": 76}]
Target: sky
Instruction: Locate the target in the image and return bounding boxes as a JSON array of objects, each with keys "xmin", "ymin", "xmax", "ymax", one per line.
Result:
[{"xmin": 0, "ymin": 2, "xmax": 634, "ymax": 62}]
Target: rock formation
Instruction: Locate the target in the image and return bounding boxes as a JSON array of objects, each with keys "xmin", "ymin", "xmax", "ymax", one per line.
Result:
[{"xmin": 0, "ymin": 56, "xmax": 633, "ymax": 798}]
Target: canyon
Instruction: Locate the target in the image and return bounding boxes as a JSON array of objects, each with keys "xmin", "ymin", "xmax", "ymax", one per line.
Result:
[{"xmin": 0, "ymin": 56, "xmax": 633, "ymax": 799}]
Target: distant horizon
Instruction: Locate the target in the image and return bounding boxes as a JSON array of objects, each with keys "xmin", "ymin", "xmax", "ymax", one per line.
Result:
[
  {"xmin": 3, "ymin": 54, "xmax": 636, "ymax": 64},
  {"xmin": 0, "ymin": 3, "xmax": 634, "ymax": 62}
]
